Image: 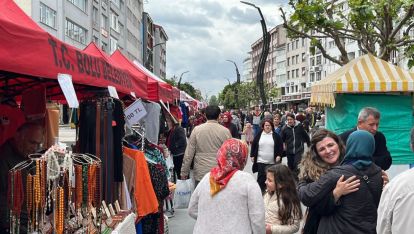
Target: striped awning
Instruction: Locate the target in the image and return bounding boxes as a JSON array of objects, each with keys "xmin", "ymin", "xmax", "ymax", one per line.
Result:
[{"xmin": 311, "ymin": 54, "xmax": 414, "ymax": 107}]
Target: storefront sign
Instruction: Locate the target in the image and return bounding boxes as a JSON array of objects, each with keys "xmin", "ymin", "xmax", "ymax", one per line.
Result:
[
  {"xmin": 302, "ymin": 92, "xmax": 311, "ymax": 99},
  {"xmin": 124, "ymin": 99, "xmax": 147, "ymax": 127},
  {"xmin": 57, "ymin": 73, "xmax": 79, "ymax": 108},
  {"xmin": 108, "ymin": 86, "xmax": 119, "ymax": 99}
]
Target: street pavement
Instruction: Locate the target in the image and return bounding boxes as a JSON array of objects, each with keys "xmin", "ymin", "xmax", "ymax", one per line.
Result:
[{"xmin": 58, "ymin": 126, "xmax": 409, "ymax": 234}]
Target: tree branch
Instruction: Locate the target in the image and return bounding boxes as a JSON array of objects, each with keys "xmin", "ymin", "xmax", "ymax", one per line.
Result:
[
  {"xmin": 395, "ymin": 39, "xmax": 414, "ymax": 47},
  {"xmin": 403, "ymin": 21, "xmax": 414, "ymax": 36},
  {"xmin": 390, "ymin": 5, "xmax": 414, "ymax": 40},
  {"xmin": 280, "ymin": 7, "xmax": 344, "ymax": 66}
]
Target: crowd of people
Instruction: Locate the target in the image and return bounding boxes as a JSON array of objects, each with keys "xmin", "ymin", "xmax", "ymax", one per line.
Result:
[
  {"xmin": 161, "ymin": 104, "xmax": 413, "ymax": 234},
  {"xmin": 2, "ymin": 104, "xmax": 412, "ymax": 234}
]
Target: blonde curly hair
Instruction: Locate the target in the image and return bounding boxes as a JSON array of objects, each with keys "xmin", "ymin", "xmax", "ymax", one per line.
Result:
[{"xmin": 298, "ymin": 129, "xmax": 345, "ymax": 181}]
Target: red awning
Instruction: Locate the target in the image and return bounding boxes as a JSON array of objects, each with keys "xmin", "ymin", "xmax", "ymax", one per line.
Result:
[
  {"xmin": 172, "ymin": 87, "xmax": 181, "ymax": 102},
  {"xmin": 84, "ymin": 43, "xmax": 147, "ymax": 98},
  {"xmin": 0, "ymin": 1, "xmax": 144, "ymax": 98}
]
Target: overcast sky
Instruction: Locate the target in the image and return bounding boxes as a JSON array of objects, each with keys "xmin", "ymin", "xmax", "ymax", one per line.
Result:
[{"xmin": 145, "ymin": 0, "xmax": 289, "ymax": 100}]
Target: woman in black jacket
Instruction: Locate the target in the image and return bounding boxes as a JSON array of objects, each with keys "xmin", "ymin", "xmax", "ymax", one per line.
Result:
[
  {"xmin": 298, "ymin": 130, "xmax": 383, "ymax": 234},
  {"xmin": 250, "ymin": 119, "xmax": 283, "ymax": 192},
  {"xmin": 166, "ymin": 117, "xmax": 187, "ymax": 180}
]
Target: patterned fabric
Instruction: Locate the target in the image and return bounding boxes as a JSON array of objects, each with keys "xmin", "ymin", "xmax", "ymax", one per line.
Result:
[
  {"xmin": 210, "ymin": 139, "xmax": 248, "ymax": 196},
  {"xmin": 145, "ymin": 147, "xmax": 170, "ymax": 178}
]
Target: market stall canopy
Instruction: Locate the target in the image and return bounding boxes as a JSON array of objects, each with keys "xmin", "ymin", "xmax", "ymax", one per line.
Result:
[
  {"xmin": 0, "ymin": 0, "xmax": 145, "ymax": 98},
  {"xmin": 129, "ymin": 58, "xmax": 173, "ymax": 103},
  {"xmin": 83, "ymin": 43, "xmax": 147, "ymax": 98},
  {"xmin": 310, "ymin": 54, "xmax": 414, "ymax": 107}
]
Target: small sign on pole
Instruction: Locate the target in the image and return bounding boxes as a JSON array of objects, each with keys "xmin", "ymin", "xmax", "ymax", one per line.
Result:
[
  {"xmin": 124, "ymin": 99, "xmax": 147, "ymax": 127},
  {"xmin": 108, "ymin": 86, "xmax": 119, "ymax": 99},
  {"xmin": 57, "ymin": 73, "xmax": 79, "ymax": 108}
]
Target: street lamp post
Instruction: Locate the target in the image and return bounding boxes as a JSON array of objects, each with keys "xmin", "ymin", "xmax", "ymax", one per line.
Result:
[
  {"xmin": 177, "ymin": 70, "xmax": 189, "ymax": 89},
  {"xmin": 145, "ymin": 42, "xmax": 166, "ymax": 70},
  {"xmin": 241, "ymin": 1, "xmax": 270, "ymax": 107},
  {"xmin": 226, "ymin": 59, "xmax": 240, "ymax": 108}
]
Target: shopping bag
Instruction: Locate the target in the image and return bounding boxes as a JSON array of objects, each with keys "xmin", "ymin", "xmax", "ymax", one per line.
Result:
[{"xmin": 173, "ymin": 179, "xmax": 193, "ymax": 209}]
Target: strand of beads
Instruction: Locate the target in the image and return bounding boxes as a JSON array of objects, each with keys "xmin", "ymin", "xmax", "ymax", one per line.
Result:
[
  {"xmin": 13, "ymin": 170, "xmax": 24, "ymax": 234},
  {"xmin": 55, "ymin": 186, "xmax": 64, "ymax": 234},
  {"xmin": 26, "ymin": 174, "xmax": 33, "ymax": 232},
  {"xmin": 75, "ymin": 164, "xmax": 83, "ymax": 211},
  {"xmin": 34, "ymin": 160, "xmax": 41, "ymax": 230}
]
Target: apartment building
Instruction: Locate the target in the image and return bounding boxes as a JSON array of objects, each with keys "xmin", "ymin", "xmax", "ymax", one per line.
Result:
[
  {"xmin": 283, "ymin": 37, "xmax": 309, "ymax": 110},
  {"xmin": 250, "ymin": 24, "xmax": 287, "ymax": 106},
  {"xmin": 153, "ymin": 24, "xmax": 168, "ymax": 79},
  {"xmin": 242, "ymin": 53, "xmax": 253, "ymax": 83},
  {"xmin": 16, "ymin": 0, "xmax": 145, "ymax": 64}
]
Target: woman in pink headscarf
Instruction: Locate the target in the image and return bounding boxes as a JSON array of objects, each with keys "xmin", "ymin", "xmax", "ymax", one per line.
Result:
[
  {"xmin": 188, "ymin": 139, "xmax": 265, "ymax": 234},
  {"xmin": 221, "ymin": 112, "xmax": 240, "ymax": 138}
]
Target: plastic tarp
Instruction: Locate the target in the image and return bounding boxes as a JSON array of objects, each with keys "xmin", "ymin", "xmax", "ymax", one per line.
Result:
[
  {"xmin": 0, "ymin": 1, "xmax": 146, "ymax": 97},
  {"xmin": 326, "ymin": 93, "xmax": 414, "ymax": 164}
]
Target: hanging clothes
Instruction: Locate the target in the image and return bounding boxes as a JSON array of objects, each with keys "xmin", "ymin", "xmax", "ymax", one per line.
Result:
[
  {"xmin": 112, "ymin": 99, "xmax": 125, "ymax": 182},
  {"xmin": 122, "ymin": 147, "xmax": 158, "ymax": 217},
  {"xmin": 140, "ymin": 102, "xmax": 161, "ymax": 144}
]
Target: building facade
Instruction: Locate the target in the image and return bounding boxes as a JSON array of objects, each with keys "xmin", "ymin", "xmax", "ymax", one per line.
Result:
[
  {"xmin": 250, "ymin": 24, "xmax": 287, "ymax": 106},
  {"xmin": 153, "ymin": 24, "xmax": 168, "ymax": 79},
  {"xmin": 16, "ymin": 0, "xmax": 145, "ymax": 64},
  {"xmin": 242, "ymin": 53, "xmax": 253, "ymax": 83}
]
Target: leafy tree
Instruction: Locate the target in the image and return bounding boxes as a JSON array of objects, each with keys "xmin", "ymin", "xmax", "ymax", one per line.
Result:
[
  {"xmin": 280, "ymin": 0, "xmax": 414, "ymax": 66},
  {"xmin": 162, "ymin": 76, "xmax": 203, "ymax": 101},
  {"xmin": 209, "ymin": 95, "xmax": 219, "ymax": 106}
]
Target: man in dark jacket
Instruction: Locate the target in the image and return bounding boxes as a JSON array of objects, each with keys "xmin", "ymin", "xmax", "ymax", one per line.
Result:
[
  {"xmin": 281, "ymin": 113, "xmax": 310, "ymax": 177},
  {"xmin": 339, "ymin": 107, "xmax": 392, "ymax": 170}
]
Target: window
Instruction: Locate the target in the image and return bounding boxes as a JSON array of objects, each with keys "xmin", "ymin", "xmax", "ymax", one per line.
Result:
[
  {"xmin": 92, "ymin": 7, "xmax": 98, "ymax": 24},
  {"xmin": 292, "ymin": 56, "xmax": 295, "ymax": 65},
  {"xmin": 112, "ymin": 0, "xmax": 121, "ymax": 8},
  {"xmin": 102, "ymin": 41, "xmax": 107, "ymax": 52},
  {"xmin": 302, "ymin": 38, "xmax": 305, "ymax": 47},
  {"xmin": 310, "ymin": 57, "xmax": 315, "ymax": 66},
  {"xmin": 310, "ymin": 72, "xmax": 315, "ymax": 82},
  {"xmin": 316, "ymin": 55, "xmax": 322, "ymax": 65},
  {"xmin": 93, "ymin": 36, "xmax": 99, "ymax": 44},
  {"xmin": 287, "ymin": 71, "xmax": 290, "ymax": 79},
  {"xmin": 302, "ymin": 53, "xmax": 306, "ymax": 62},
  {"xmin": 67, "ymin": 0, "xmax": 87, "ymax": 12},
  {"xmin": 302, "ymin": 67, "xmax": 306, "ymax": 76},
  {"xmin": 65, "ymin": 19, "xmax": 87, "ymax": 44},
  {"xmin": 296, "ymin": 55, "xmax": 299, "ymax": 64},
  {"xmin": 296, "ymin": 40, "xmax": 299, "ymax": 49},
  {"xmin": 287, "ymin": 57, "xmax": 290, "ymax": 66},
  {"xmin": 40, "ymin": 3, "xmax": 56, "ymax": 28},
  {"xmin": 328, "ymin": 40, "xmax": 335, "ymax": 49},
  {"xmin": 287, "ymin": 43, "xmax": 289, "ymax": 52},
  {"xmin": 316, "ymin": 71, "xmax": 321, "ymax": 81},
  {"xmin": 110, "ymin": 36, "xmax": 118, "ymax": 53},
  {"xmin": 111, "ymin": 12, "xmax": 119, "ymax": 32},
  {"xmin": 296, "ymin": 69, "xmax": 299, "ymax": 78},
  {"xmin": 101, "ymin": 14, "xmax": 108, "ymax": 29}
]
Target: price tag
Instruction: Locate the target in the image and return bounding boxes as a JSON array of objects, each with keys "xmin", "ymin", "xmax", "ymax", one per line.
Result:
[
  {"xmin": 108, "ymin": 86, "xmax": 119, "ymax": 99},
  {"xmin": 124, "ymin": 99, "xmax": 147, "ymax": 127},
  {"xmin": 130, "ymin": 92, "xmax": 136, "ymax": 99},
  {"xmin": 57, "ymin": 74, "xmax": 79, "ymax": 108}
]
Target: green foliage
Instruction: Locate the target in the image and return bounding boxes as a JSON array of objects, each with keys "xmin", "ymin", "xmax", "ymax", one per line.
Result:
[
  {"xmin": 209, "ymin": 95, "xmax": 219, "ymax": 106},
  {"xmin": 162, "ymin": 76, "xmax": 202, "ymax": 100},
  {"xmin": 282, "ymin": 0, "xmax": 414, "ymax": 67}
]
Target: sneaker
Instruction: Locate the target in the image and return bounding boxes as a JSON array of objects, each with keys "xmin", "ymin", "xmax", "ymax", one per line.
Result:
[{"xmin": 165, "ymin": 210, "xmax": 175, "ymax": 218}]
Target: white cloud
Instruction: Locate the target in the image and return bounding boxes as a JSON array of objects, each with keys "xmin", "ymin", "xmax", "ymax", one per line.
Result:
[{"xmin": 145, "ymin": 0, "xmax": 289, "ymax": 99}]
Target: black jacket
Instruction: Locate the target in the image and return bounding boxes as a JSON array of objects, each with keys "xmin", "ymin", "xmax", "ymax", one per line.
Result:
[
  {"xmin": 339, "ymin": 128, "xmax": 392, "ymax": 170},
  {"xmin": 281, "ymin": 121, "xmax": 310, "ymax": 155},
  {"xmin": 166, "ymin": 125, "xmax": 187, "ymax": 156},
  {"xmin": 298, "ymin": 164, "xmax": 383, "ymax": 234},
  {"xmin": 250, "ymin": 130, "xmax": 283, "ymax": 173}
]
